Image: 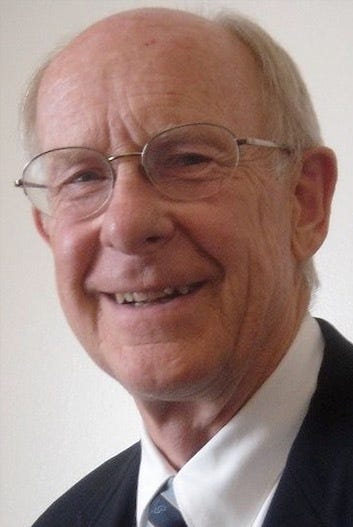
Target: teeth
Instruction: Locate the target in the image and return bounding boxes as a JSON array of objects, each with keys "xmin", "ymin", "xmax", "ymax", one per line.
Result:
[
  {"xmin": 132, "ymin": 292, "xmax": 149, "ymax": 302},
  {"xmin": 115, "ymin": 293, "xmax": 125, "ymax": 304},
  {"xmin": 177, "ymin": 286, "xmax": 190, "ymax": 295},
  {"xmin": 114, "ymin": 283, "xmax": 197, "ymax": 305},
  {"xmin": 124, "ymin": 292, "xmax": 134, "ymax": 302}
]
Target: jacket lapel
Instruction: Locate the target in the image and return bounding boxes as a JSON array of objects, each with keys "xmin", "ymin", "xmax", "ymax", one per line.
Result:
[
  {"xmin": 263, "ymin": 320, "xmax": 353, "ymax": 527},
  {"xmin": 78, "ymin": 443, "xmax": 141, "ymax": 527}
]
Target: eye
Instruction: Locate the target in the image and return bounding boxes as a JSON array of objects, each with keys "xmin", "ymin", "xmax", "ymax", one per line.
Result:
[
  {"xmin": 175, "ymin": 153, "xmax": 212, "ymax": 166},
  {"xmin": 66, "ymin": 170, "xmax": 106, "ymax": 184},
  {"xmin": 162, "ymin": 152, "xmax": 213, "ymax": 170}
]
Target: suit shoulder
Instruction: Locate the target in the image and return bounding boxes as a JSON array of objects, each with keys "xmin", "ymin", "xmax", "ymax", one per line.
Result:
[
  {"xmin": 316, "ymin": 319, "xmax": 353, "ymax": 407},
  {"xmin": 31, "ymin": 442, "xmax": 141, "ymax": 526},
  {"xmin": 285, "ymin": 321, "xmax": 353, "ymax": 525}
]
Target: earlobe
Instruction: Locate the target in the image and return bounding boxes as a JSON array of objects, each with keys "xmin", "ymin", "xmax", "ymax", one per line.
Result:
[
  {"xmin": 32, "ymin": 207, "xmax": 51, "ymax": 244},
  {"xmin": 291, "ymin": 147, "xmax": 337, "ymax": 261}
]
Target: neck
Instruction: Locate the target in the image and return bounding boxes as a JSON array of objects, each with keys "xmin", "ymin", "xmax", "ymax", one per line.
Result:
[{"xmin": 135, "ymin": 286, "xmax": 310, "ymax": 469}]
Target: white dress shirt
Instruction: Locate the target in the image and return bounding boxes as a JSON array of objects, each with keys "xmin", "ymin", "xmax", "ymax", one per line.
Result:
[{"xmin": 137, "ymin": 314, "xmax": 324, "ymax": 527}]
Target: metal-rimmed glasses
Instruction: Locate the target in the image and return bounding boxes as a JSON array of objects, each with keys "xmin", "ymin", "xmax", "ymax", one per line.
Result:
[{"xmin": 15, "ymin": 122, "xmax": 292, "ymax": 221}]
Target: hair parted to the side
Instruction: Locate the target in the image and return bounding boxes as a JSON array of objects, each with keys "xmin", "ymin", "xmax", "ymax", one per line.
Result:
[{"xmin": 21, "ymin": 10, "xmax": 320, "ymax": 288}]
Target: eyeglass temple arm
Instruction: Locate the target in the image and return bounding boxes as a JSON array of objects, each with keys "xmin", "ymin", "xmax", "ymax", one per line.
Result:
[
  {"xmin": 237, "ymin": 138, "xmax": 293, "ymax": 153},
  {"xmin": 15, "ymin": 179, "xmax": 48, "ymax": 189}
]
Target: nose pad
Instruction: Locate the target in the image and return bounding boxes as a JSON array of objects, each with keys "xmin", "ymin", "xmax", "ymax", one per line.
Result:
[{"xmin": 99, "ymin": 163, "xmax": 175, "ymax": 254}]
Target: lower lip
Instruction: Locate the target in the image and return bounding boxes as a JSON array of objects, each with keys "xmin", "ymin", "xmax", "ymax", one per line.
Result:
[{"xmin": 98, "ymin": 282, "xmax": 212, "ymax": 342}]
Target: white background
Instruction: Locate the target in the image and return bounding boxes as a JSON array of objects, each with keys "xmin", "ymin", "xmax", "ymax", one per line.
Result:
[{"xmin": 1, "ymin": 1, "xmax": 352, "ymax": 526}]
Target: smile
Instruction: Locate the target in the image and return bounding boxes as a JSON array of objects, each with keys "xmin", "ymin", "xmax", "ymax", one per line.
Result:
[{"xmin": 113, "ymin": 282, "xmax": 201, "ymax": 307}]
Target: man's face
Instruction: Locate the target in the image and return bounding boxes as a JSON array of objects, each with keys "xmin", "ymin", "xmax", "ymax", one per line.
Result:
[{"xmin": 35, "ymin": 11, "xmax": 302, "ymax": 405}]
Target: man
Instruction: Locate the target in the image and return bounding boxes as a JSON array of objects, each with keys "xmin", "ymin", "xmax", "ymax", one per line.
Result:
[{"xmin": 16, "ymin": 7, "xmax": 353, "ymax": 526}]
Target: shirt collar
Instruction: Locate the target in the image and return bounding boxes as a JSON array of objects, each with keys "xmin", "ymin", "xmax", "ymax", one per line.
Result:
[{"xmin": 137, "ymin": 314, "xmax": 324, "ymax": 527}]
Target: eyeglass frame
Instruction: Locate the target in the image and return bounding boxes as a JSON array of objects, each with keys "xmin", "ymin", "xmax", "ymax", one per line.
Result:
[{"xmin": 15, "ymin": 122, "xmax": 293, "ymax": 218}]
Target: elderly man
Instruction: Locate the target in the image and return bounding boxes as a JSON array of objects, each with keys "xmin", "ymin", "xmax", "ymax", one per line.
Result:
[{"xmin": 16, "ymin": 7, "xmax": 352, "ymax": 527}]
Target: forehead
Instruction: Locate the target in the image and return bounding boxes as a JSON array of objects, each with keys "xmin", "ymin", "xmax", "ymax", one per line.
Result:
[{"xmin": 36, "ymin": 10, "xmax": 264, "ymax": 149}]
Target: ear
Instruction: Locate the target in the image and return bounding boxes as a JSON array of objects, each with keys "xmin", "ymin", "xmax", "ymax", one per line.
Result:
[
  {"xmin": 291, "ymin": 147, "xmax": 337, "ymax": 261},
  {"xmin": 32, "ymin": 207, "xmax": 51, "ymax": 244}
]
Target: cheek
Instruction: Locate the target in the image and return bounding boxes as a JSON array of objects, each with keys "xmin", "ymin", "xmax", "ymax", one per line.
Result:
[
  {"xmin": 249, "ymin": 188, "xmax": 296, "ymax": 301},
  {"xmin": 191, "ymin": 183, "xmax": 291, "ymax": 268},
  {"xmin": 49, "ymin": 221, "xmax": 100, "ymax": 334},
  {"xmin": 54, "ymin": 231, "xmax": 90, "ymax": 286},
  {"xmin": 204, "ymin": 182, "xmax": 294, "ymax": 299}
]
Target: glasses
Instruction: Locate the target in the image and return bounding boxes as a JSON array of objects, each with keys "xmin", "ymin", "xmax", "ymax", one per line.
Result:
[{"xmin": 15, "ymin": 123, "xmax": 291, "ymax": 221}]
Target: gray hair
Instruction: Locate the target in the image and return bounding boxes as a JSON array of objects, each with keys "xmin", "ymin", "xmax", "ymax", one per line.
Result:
[
  {"xmin": 21, "ymin": 10, "xmax": 320, "ymax": 288},
  {"xmin": 214, "ymin": 12, "xmax": 321, "ymax": 290},
  {"xmin": 22, "ymin": 50, "xmax": 60, "ymax": 156},
  {"xmin": 215, "ymin": 13, "xmax": 322, "ymax": 151}
]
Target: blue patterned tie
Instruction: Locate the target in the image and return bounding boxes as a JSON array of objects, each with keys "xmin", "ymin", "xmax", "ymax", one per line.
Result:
[{"xmin": 147, "ymin": 478, "xmax": 187, "ymax": 527}]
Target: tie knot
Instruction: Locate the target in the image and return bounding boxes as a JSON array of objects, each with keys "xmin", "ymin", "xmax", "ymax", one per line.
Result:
[{"xmin": 148, "ymin": 478, "xmax": 187, "ymax": 527}]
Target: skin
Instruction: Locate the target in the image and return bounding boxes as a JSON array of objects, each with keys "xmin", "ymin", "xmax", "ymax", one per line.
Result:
[{"xmin": 33, "ymin": 8, "xmax": 337, "ymax": 468}]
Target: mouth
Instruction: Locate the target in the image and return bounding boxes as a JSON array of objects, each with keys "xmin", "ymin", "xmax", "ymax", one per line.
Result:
[{"xmin": 112, "ymin": 282, "xmax": 203, "ymax": 307}]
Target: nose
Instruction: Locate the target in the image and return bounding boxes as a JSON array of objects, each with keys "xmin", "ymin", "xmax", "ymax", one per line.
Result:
[{"xmin": 99, "ymin": 162, "xmax": 176, "ymax": 254}]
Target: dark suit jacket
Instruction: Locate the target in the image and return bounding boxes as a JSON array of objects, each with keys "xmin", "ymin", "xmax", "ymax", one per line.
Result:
[{"xmin": 32, "ymin": 320, "xmax": 353, "ymax": 526}]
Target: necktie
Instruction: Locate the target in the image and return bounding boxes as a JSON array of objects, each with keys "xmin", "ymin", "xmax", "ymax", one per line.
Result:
[{"xmin": 147, "ymin": 478, "xmax": 187, "ymax": 527}]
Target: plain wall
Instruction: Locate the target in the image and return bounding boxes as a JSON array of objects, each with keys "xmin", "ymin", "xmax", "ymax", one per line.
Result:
[{"xmin": 1, "ymin": 1, "xmax": 352, "ymax": 526}]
